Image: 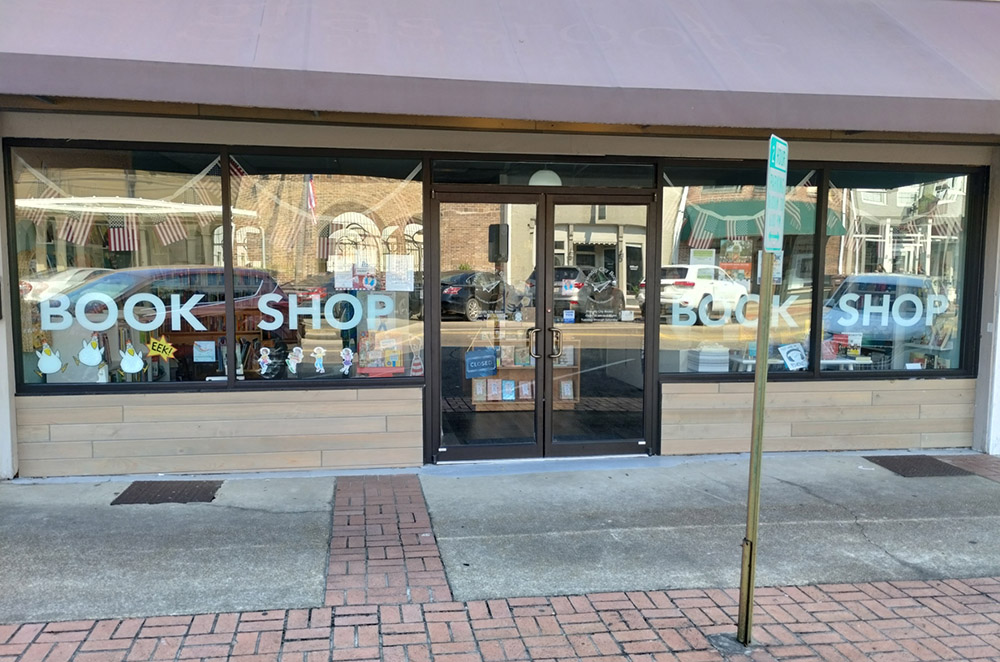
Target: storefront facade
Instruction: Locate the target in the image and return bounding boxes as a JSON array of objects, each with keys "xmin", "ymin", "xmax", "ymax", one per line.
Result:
[{"xmin": 2, "ymin": 1, "xmax": 1000, "ymax": 478}]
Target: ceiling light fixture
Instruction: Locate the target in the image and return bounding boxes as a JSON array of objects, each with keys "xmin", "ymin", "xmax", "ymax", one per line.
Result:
[{"xmin": 528, "ymin": 169, "xmax": 562, "ymax": 186}]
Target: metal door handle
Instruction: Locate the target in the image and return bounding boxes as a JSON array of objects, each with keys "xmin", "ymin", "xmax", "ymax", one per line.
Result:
[
  {"xmin": 549, "ymin": 327, "xmax": 563, "ymax": 359},
  {"xmin": 527, "ymin": 328, "xmax": 541, "ymax": 359}
]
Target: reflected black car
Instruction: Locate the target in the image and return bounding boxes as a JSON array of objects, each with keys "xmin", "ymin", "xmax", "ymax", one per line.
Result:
[
  {"xmin": 292, "ymin": 272, "xmax": 424, "ymax": 320},
  {"xmin": 525, "ymin": 265, "xmax": 626, "ymax": 320},
  {"xmin": 441, "ymin": 270, "xmax": 511, "ymax": 321}
]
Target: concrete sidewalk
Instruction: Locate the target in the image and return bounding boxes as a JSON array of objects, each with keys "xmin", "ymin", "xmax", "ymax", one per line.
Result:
[
  {"xmin": 0, "ymin": 451, "xmax": 998, "ymax": 661},
  {"xmin": 421, "ymin": 452, "xmax": 1000, "ymax": 600},
  {"xmin": 0, "ymin": 477, "xmax": 335, "ymax": 623}
]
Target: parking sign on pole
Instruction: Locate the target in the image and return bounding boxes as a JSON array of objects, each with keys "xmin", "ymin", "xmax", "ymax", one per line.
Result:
[{"xmin": 764, "ymin": 135, "xmax": 788, "ymax": 253}]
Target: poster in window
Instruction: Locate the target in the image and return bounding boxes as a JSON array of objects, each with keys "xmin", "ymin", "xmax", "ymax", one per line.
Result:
[
  {"xmin": 720, "ymin": 239, "xmax": 753, "ymax": 282},
  {"xmin": 472, "ymin": 378, "xmax": 487, "ymax": 402},
  {"xmin": 756, "ymin": 250, "xmax": 783, "ymax": 285},
  {"xmin": 334, "ymin": 256, "xmax": 354, "ymax": 290},
  {"xmin": 690, "ymin": 248, "xmax": 716, "ymax": 266},
  {"xmin": 385, "ymin": 254, "xmax": 414, "ymax": 292},
  {"xmin": 777, "ymin": 343, "xmax": 808, "ymax": 371}
]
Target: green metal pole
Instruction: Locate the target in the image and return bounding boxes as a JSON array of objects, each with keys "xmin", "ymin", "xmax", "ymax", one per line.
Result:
[{"xmin": 736, "ymin": 250, "xmax": 775, "ymax": 646}]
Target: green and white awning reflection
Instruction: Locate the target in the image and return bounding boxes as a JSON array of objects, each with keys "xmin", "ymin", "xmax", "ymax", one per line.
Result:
[{"xmin": 680, "ymin": 200, "xmax": 845, "ymax": 243}]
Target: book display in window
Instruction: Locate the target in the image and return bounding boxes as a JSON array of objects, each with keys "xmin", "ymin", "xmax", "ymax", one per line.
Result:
[
  {"xmin": 465, "ymin": 339, "xmax": 580, "ymax": 411},
  {"xmin": 903, "ymin": 317, "xmax": 957, "ymax": 370}
]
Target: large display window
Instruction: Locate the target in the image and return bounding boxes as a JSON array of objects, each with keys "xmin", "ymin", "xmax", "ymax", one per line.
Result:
[
  {"xmin": 228, "ymin": 154, "xmax": 424, "ymax": 381},
  {"xmin": 822, "ymin": 171, "xmax": 970, "ymax": 372},
  {"xmin": 7, "ymin": 146, "xmax": 424, "ymax": 389},
  {"xmin": 656, "ymin": 165, "xmax": 980, "ymax": 376},
  {"xmin": 658, "ymin": 168, "xmax": 819, "ymax": 374},
  {"xmin": 11, "ymin": 147, "xmax": 227, "ymax": 385}
]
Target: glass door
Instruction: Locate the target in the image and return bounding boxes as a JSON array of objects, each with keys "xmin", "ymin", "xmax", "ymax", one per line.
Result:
[
  {"xmin": 544, "ymin": 200, "xmax": 649, "ymax": 456},
  {"xmin": 432, "ymin": 193, "xmax": 652, "ymax": 461},
  {"xmin": 435, "ymin": 196, "xmax": 544, "ymax": 460}
]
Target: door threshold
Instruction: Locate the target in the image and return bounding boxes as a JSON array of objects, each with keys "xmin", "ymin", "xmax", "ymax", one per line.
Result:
[{"xmin": 422, "ymin": 454, "xmax": 654, "ymax": 477}]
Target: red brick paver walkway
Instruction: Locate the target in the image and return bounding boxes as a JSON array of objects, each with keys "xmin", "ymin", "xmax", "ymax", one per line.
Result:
[
  {"xmin": 936, "ymin": 454, "xmax": 1000, "ymax": 483},
  {"xmin": 2, "ymin": 473, "xmax": 1000, "ymax": 661}
]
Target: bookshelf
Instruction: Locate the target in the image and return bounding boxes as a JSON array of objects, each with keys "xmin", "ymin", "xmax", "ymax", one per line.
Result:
[
  {"xmin": 467, "ymin": 340, "xmax": 580, "ymax": 411},
  {"xmin": 902, "ymin": 342, "xmax": 955, "ymax": 370}
]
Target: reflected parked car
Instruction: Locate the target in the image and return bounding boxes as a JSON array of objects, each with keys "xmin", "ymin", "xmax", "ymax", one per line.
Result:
[
  {"xmin": 525, "ymin": 265, "xmax": 626, "ymax": 320},
  {"xmin": 291, "ymin": 271, "xmax": 424, "ymax": 319},
  {"xmin": 441, "ymin": 270, "xmax": 512, "ymax": 321},
  {"xmin": 63, "ymin": 266, "xmax": 290, "ymax": 330},
  {"xmin": 638, "ymin": 265, "xmax": 748, "ymax": 322},
  {"xmin": 57, "ymin": 266, "xmax": 296, "ymax": 379},
  {"xmin": 823, "ymin": 272, "xmax": 943, "ymax": 347},
  {"xmin": 19, "ymin": 267, "xmax": 112, "ymax": 302}
]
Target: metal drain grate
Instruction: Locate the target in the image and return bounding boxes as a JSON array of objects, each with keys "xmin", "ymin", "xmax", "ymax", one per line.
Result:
[
  {"xmin": 111, "ymin": 480, "xmax": 223, "ymax": 505},
  {"xmin": 863, "ymin": 455, "xmax": 974, "ymax": 478}
]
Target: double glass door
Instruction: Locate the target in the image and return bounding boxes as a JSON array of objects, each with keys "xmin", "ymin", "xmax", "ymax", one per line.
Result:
[{"xmin": 434, "ymin": 193, "xmax": 651, "ymax": 460}]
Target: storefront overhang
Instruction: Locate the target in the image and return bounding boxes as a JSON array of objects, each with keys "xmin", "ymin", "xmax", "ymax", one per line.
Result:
[{"xmin": 2, "ymin": 0, "xmax": 1000, "ymax": 137}]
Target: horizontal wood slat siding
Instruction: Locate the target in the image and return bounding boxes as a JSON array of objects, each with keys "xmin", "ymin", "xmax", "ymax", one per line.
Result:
[
  {"xmin": 15, "ymin": 388, "xmax": 423, "ymax": 477},
  {"xmin": 661, "ymin": 379, "xmax": 975, "ymax": 455}
]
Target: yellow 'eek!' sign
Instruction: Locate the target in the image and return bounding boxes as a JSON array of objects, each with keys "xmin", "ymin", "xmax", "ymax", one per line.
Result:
[{"xmin": 147, "ymin": 336, "xmax": 177, "ymax": 360}]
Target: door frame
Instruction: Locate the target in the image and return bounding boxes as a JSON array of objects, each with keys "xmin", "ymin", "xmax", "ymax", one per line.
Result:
[
  {"xmin": 542, "ymin": 194, "xmax": 659, "ymax": 458},
  {"xmin": 427, "ymin": 189, "xmax": 659, "ymax": 463}
]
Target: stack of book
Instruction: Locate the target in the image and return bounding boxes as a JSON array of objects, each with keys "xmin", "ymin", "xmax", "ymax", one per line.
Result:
[{"xmin": 687, "ymin": 345, "xmax": 730, "ymax": 373}]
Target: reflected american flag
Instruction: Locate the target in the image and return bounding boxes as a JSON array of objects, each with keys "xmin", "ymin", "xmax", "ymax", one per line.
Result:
[
  {"xmin": 154, "ymin": 214, "xmax": 188, "ymax": 246},
  {"xmin": 687, "ymin": 211, "xmax": 714, "ymax": 249},
  {"xmin": 58, "ymin": 212, "xmax": 95, "ymax": 246},
  {"xmin": 108, "ymin": 213, "xmax": 139, "ymax": 252},
  {"xmin": 317, "ymin": 223, "xmax": 331, "ymax": 260},
  {"xmin": 22, "ymin": 187, "xmax": 59, "ymax": 226}
]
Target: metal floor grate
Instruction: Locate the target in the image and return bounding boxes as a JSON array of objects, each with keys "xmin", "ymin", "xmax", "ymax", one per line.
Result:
[
  {"xmin": 863, "ymin": 455, "xmax": 974, "ymax": 478},
  {"xmin": 110, "ymin": 480, "xmax": 223, "ymax": 505}
]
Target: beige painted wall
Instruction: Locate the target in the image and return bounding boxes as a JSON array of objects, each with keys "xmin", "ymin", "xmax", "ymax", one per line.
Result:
[
  {"xmin": 661, "ymin": 379, "xmax": 975, "ymax": 454},
  {"xmin": 15, "ymin": 387, "xmax": 422, "ymax": 477}
]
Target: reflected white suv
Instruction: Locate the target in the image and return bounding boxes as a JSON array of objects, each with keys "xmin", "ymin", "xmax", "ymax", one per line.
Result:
[{"xmin": 638, "ymin": 265, "xmax": 749, "ymax": 322}]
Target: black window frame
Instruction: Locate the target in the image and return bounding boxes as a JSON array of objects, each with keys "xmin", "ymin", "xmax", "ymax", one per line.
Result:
[
  {"xmin": 3, "ymin": 138, "xmax": 428, "ymax": 395},
  {"xmin": 3, "ymin": 139, "xmax": 988, "ymax": 395},
  {"xmin": 653, "ymin": 161, "xmax": 988, "ymax": 382}
]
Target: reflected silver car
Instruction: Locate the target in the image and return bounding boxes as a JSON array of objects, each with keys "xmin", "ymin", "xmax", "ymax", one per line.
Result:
[{"xmin": 639, "ymin": 265, "xmax": 749, "ymax": 322}]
